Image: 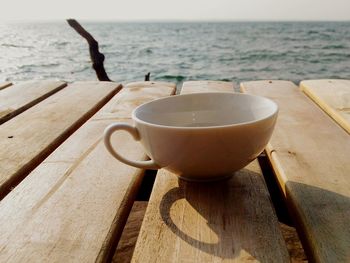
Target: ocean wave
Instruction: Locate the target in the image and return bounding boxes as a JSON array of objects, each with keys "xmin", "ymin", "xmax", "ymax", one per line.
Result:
[
  {"xmin": 219, "ymin": 57, "xmax": 235, "ymax": 62},
  {"xmin": 55, "ymin": 41, "xmax": 70, "ymax": 47},
  {"xmin": 307, "ymin": 30, "xmax": 319, "ymax": 35},
  {"xmin": 138, "ymin": 48, "xmax": 153, "ymax": 55},
  {"xmin": 282, "ymin": 37, "xmax": 308, "ymax": 42},
  {"xmin": 1, "ymin": 43, "xmax": 34, "ymax": 49},
  {"xmin": 17, "ymin": 63, "xmax": 60, "ymax": 70},
  {"xmin": 322, "ymin": 44, "xmax": 347, "ymax": 50},
  {"xmin": 323, "ymin": 52, "xmax": 350, "ymax": 57},
  {"xmin": 1, "ymin": 22, "xmax": 350, "ymax": 83},
  {"xmin": 239, "ymin": 51, "xmax": 297, "ymax": 61},
  {"xmin": 71, "ymin": 65, "xmax": 91, "ymax": 73},
  {"xmin": 155, "ymin": 75, "xmax": 185, "ymax": 82}
]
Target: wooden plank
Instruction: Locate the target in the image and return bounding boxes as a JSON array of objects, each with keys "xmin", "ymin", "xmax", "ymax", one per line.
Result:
[
  {"xmin": 0, "ymin": 81, "xmax": 121, "ymax": 198},
  {"xmin": 132, "ymin": 81, "xmax": 290, "ymax": 263},
  {"xmin": 0, "ymin": 80, "xmax": 67, "ymax": 124},
  {"xmin": 126, "ymin": 81, "xmax": 178, "ymax": 90},
  {"xmin": 241, "ymin": 80, "xmax": 350, "ymax": 263},
  {"xmin": 0, "ymin": 82, "xmax": 175, "ymax": 262},
  {"xmin": 0, "ymin": 82, "xmax": 12, "ymax": 91},
  {"xmin": 181, "ymin": 80, "xmax": 234, "ymax": 93},
  {"xmin": 94, "ymin": 81, "xmax": 176, "ymax": 120},
  {"xmin": 300, "ymin": 79, "xmax": 350, "ymax": 134}
]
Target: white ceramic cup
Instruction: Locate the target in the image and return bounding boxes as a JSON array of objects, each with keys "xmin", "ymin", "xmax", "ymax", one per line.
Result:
[{"xmin": 104, "ymin": 92, "xmax": 278, "ymax": 181}]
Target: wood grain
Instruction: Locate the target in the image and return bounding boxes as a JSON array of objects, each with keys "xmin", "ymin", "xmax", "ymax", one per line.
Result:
[
  {"xmin": 0, "ymin": 82, "xmax": 12, "ymax": 91},
  {"xmin": 0, "ymin": 80, "xmax": 67, "ymax": 124},
  {"xmin": 0, "ymin": 81, "xmax": 175, "ymax": 263},
  {"xmin": 0, "ymin": 81, "xmax": 120, "ymax": 198},
  {"xmin": 94, "ymin": 81, "xmax": 176, "ymax": 120},
  {"xmin": 300, "ymin": 79, "xmax": 350, "ymax": 134},
  {"xmin": 241, "ymin": 80, "xmax": 350, "ymax": 263},
  {"xmin": 132, "ymin": 81, "xmax": 290, "ymax": 263},
  {"xmin": 181, "ymin": 80, "xmax": 234, "ymax": 93}
]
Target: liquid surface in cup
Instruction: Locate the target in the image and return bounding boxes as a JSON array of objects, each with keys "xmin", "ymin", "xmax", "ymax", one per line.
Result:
[
  {"xmin": 135, "ymin": 93, "xmax": 277, "ymax": 128},
  {"xmin": 184, "ymin": 122, "xmax": 222, "ymax": 127}
]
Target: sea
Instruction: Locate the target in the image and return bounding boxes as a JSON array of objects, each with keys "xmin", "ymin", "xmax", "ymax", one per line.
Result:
[{"xmin": 1, "ymin": 21, "xmax": 350, "ymax": 85}]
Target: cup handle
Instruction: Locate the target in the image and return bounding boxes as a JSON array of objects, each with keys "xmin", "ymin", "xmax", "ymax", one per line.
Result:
[{"xmin": 104, "ymin": 123, "xmax": 160, "ymax": 170}]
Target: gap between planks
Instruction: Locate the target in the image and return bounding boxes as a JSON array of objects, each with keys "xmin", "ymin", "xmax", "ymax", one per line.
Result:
[
  {"xmin": 0, "ymin": 82, "xmax": 12, "ymax": 91},
  {"xmin": 300, "ymin": 79, "xmax": 350, "ymax": 134},
  {"xmin": 0, "ymin": 81, "xmax": 121, "ymax": 199},
  {"xmin": 241, "ymin": 80, "xmax": 350, "ymax": 263},
  {"xmin": 0, "ymin": 81, "xmax": 67, "ymax": 125}
]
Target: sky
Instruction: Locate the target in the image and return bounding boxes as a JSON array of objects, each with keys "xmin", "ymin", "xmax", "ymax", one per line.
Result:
[{"xmin": 1, "ymin": 0, "xmax": 350, "ymax": 21}]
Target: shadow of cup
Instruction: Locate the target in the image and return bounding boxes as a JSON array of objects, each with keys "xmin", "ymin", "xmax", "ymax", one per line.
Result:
[
  {"xmin": 159, "ymin": 174, "xmax": 350, "ymax": 262},
  {"xmin": 158, "ymin": 174, "xmax": 261, "ymax": 260},
  {"xmin": 159, "ymin": 180, "xmax": 232, "ymax": 257}
]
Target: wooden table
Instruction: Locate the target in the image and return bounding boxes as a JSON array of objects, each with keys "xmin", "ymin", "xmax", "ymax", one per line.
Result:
[{"xmin": 0, "ymin": 79, "xmax": 349, "ymax": 263}]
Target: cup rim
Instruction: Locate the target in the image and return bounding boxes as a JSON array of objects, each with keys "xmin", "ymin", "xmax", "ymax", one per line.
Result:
[{"xmin": 132, "ymin": 92, "xmax": 278, "ymax": 129}]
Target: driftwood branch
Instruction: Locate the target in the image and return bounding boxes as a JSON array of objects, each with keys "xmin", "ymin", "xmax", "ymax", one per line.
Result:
[
  {"xmin": 144, "ymin": 72, "xmax": 151, "ymax": 81},
  {"xmin": 67, "ymin": 19, "xmax": 111, "ymax": 81}
]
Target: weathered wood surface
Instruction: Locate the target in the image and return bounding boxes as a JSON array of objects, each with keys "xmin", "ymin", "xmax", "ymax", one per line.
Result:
[
  {"xmin": 0, "ymin": 82, "xmax": 175, "ymax": 262},
  {"xmin": 300, "ymin": 79, "xmax": 350, "ymax": 134},
  {"xmin": 126, "ymin": 81, "xmax": 177, "ymax": 90},
  {"xmin": 241, "ymin": 80, "xmax": 350, "ymax": 263},
  {"xmin": 0, "ymin": 80, "xmax": 67, "ymax": 124},
  {"xmin": 0, "ymin": 81, "xmax": 120, "ymax": 198},
  {"xmin": 0, "ymin": 82, "xmax": 12, "ymax": 91},
  {"xmin": 181, "ymin": 80, "xmax": 234, "ymax": 93},
  {"xmin": 94, "ymin": 81, "xmax": 175, "ymax": 120},
  {"xmin": 132, "ymin": 81, "xmax": 290, "ymax": 263}
]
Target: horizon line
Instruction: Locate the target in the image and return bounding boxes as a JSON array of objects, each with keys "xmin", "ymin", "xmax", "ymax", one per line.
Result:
[{"xmin": 1, "ymin": 18, "xmax": 350, "ymax": 23}]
